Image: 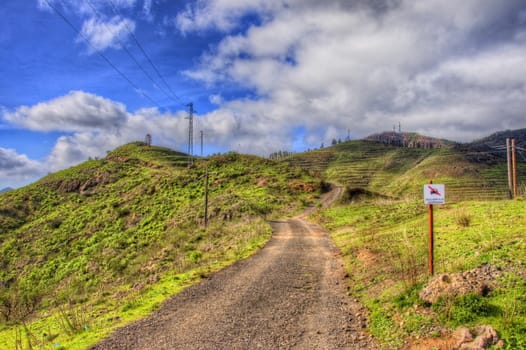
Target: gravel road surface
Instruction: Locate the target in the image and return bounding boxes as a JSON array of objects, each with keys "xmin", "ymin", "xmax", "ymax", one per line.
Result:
[{"xmin": 91, "ymin": 189, "xmax": 378, "ymax": 349}]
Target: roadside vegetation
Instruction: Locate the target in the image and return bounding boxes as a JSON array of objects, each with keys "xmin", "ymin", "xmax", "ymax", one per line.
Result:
[
  {"xmin": 295, "ymin": 138, "xmax": 526, "ymax": 349},
  {"xmin": 0, "ymin": 142, "xmax": 321, "ymax": 349},
  {"xmin": 315, "ymin": 199, "xmax": 525, "ymax": 349}
]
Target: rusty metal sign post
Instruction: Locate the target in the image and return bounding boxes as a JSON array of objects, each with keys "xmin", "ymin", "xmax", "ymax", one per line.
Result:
[{"xmin": 423, "ymin": 181, "xmax": 445, "ymax": 275}]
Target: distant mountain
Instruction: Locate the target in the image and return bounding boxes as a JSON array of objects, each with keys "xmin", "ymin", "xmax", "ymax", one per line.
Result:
[
  {"xmin": 469, "ymin": 128, "xmax": 526, "ymax": 147},
  {"xmin": 364, "ymin": 131, "xmax": 456, "ymax": 149},
  {"xmin": 0, "ymin": 187, "xmax": 13, "ymax": 193},
  {"xmin": 456, "ymin": 128, "xmax": 526, "ymax": 164}
]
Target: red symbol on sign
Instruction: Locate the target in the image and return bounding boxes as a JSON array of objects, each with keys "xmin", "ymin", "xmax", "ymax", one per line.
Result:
[{"xmin": 428, "ymin": 185, "xmax": 441, "ymax": 196}]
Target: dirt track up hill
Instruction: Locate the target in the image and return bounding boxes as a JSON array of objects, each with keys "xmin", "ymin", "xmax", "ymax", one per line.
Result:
[{"xmin": 91, "ymin": 189, "xmax": 377, "ymax": 349}]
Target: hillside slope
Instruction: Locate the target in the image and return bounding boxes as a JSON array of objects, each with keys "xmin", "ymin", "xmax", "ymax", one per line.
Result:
[
  {"xmin": 469, "ymin": 128, "xmax": 526, "ymax": 147},
  {"xmin": 284, "ymin": 137, "xmax": 526, "ymax": 201},
  {"xmin": 0, "ymin": 142, "xmax": 321, "ymax": 348},
  {"xmin": 295, "ymin": 132, "xmax": 526, "ymax": 348}
]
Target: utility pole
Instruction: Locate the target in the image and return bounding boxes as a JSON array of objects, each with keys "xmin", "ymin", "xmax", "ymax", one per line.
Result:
[
  {"xmin": 428, "ymin": 180, "xmax": 434, "ymax": 275},
  {"xmin": 204, "ymin": 166, "xmax": 209, "ymax": 227},
  {"xmin": 507, "ymin": 138, "xmax": 513, "ymax": 197},
  {"xmin": 186, "ymin": 102, "xmax": 194, "ymax": 166},
  {"xmin": 200, "ymin": 130, "xmax": 204, "ymax": 156},
  {"xmin": 512, "ymin": 138, "xmax": 518, "ymax": 198}
]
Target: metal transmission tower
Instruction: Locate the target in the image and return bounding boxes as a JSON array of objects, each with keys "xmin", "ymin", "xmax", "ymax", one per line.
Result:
[{"xmin": 186, "ymin": 103, "xmax": 194, "ymax": 166}]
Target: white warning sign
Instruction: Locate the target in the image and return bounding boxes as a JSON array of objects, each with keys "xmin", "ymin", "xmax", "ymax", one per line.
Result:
[{"xmin": 423, "ymin": 184, "xmax": 445, "ymax": 205}]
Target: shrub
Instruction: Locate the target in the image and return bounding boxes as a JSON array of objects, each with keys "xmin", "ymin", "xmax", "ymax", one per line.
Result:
[
  {"xmin": 187, "ymin": 250, "xmax": 202, "ymax": 264},
  {"xmin": 455, "ymin": 209, "xmax": 472, "ymax": 228}
]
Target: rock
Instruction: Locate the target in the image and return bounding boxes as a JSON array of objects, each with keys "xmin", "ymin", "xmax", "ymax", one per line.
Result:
[
  {"xmin": 419, "ymin": 263, "xmax": 501, "ymax": 303},
  {"xmin": 495, "ymin": 339, "xmax": 505, "ymax": 348},
  {"xmin": 471, "ymin": 325, "xmax": 498, "ymax": 348},
  {"xmin": 454, "ymin": 326, "xmax": 473, "ymax": 343},
  {"xmin": 452, "ymin": 325, "xmax": 500, "ymax": 350}
]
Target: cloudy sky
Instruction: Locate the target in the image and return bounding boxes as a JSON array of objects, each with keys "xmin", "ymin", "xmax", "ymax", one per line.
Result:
[{"xmin": 1, "ymin": 0, "xmax": 526, "ymax": 188}]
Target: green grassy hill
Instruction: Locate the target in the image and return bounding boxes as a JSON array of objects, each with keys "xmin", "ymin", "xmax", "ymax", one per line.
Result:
[
  {"xmin": 285, "ymin": 139, "xmax": 526, "ymax": 201},
  {"xmin": 0, "ymin": 142, "xmax": 321, "ymax": 349},
  {"xmin": 285, "ymin": 136, "xmax": 526, "ymax": 348},
  {"xmin": 1, "ymin": 132, "xmax": 525, "ymax": 349}
]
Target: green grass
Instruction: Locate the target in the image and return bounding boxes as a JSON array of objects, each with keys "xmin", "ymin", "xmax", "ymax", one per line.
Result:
[
  {"xmin": 0, "ymin": 220, "xmax": 272, "ymax": 350},
  {"xmin": 2, "ymin": 138, "xmax": 525, "ymax": 349},
  {"xmin": 315, "ymin": 198, "xmax": 526, "ymax": 348},
  {"xmin": 287, "ymin": 139, "xmax": 526, "ymax": 348},
  {"xmin": 287, "ymin": 140, "xmax": 526, "ymax": 201},
  {"xmin": 0, "ymin": 143, "xmax": 321, "ymax": 349}
]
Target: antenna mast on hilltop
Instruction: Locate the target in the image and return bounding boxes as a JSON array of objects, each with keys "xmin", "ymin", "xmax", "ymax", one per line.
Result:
[{"xmin": 186, "ymin": 102, "xmax": 194, "ymax": 166}]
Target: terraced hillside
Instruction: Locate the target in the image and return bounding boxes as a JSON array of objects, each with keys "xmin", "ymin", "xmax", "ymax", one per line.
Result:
[
  {"xmin": 304, "ymin": 134, "xmax": 526, "ymax": 349},
  {"xmin": 285, "ymin": 139, "xmax": 526, "ymax": 202}
]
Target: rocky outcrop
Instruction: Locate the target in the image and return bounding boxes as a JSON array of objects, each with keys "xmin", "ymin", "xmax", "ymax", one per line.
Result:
[
  {"xmin": 453, "ymin": 325, "xmax": 503, "ymax": 350},
  {"xmin": 419, "ymin": 264, "xmax": 502, "ymax": 304}
]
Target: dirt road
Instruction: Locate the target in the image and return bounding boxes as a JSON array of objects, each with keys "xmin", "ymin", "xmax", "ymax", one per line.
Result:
[{"xmin": 91, "ymin": 189, "xmax": 378, "ymax": 349}]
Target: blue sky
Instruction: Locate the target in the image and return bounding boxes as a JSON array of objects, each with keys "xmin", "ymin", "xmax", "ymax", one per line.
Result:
[{"xmin": 1, "ymin": 0, "xmax": 526, "ymax": 188}]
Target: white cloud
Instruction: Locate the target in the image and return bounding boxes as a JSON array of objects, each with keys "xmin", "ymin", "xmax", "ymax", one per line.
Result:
[
  {"xmin": 78, "ymin": 16, "xmax": 135, "ymax": 53},
  {"xmin": 36, "ymin": 0, "xmax": 52, "ymax": 11},
  {"xmin": 0, "ymin": 90, "xmax": 191, "ymax": 183},
  {"xmin": 142, "ymin": 0, "xmax": 153, "ymax": 20},
  {"xmin": 21, "ymin": 0, "xmax": 526, "ymax": 182},
  {"xmin": 179, "ymin": 0, "xmax": 526, "ymax": 148},
  {"xmin": 112, "ymin": 0, "xmax": 137, "ymax": 9},
  {"xmin": 37, "ymin": 0, "xmax": 138, "ymax": 53},
  {"xmin": 4, "ymin": 91, "xmax": 128, "ymax": 132},
  {"xmin": 38, "ymin": 0, "xmax": 138, "ymax": 16},
  {"xmin": 0, "ymin": 148, "xmax": 44, "ymax": 188},
  {"xmin": 175, "ymin": 0, "xmax": 277, "ymax": 34},
  {"xmin": 209, "ymin": 94, "xmax": 223, "ymax": 105},
  {"xmin": 2, "ymin": 92, "xmax": 190, "ymax": 173}
]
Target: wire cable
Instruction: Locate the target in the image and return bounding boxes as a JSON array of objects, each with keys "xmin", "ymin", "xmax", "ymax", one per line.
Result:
[
  {"xmin": 86, "ymin": 0, "xmax": 182, "ymax": 107},
  {"xmin": 43, "ymin": 0, "xmax": 161, "ymax": 108},
  {"xmin": 107, "ymin": 0, "xmax": 186, "ymax": 106}
]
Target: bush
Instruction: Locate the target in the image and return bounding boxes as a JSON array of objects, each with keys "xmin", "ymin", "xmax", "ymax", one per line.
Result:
[
  {"xmin": 455, "ymin": 209, "xmax": 472, "ymax": 227},
  {"xmin": 320, "ymin": 181, "xmax": 332, "ymax": 193},
  {"xmin": 187, "ymin": 250, "xmax": 202, "ymax": 264}
]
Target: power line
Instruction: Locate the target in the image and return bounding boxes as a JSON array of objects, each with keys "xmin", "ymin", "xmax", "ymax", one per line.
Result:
[
  {"xmin": 43, "ymin": 0, "xmax": 161, "ymax": 107},
  {"xmin": 107, "ymin": 0, "xmax": 185, "ymax": 106},
  {"xmin": 85, "ymin": 0, "xmax": 176, "ymax": 103}
]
